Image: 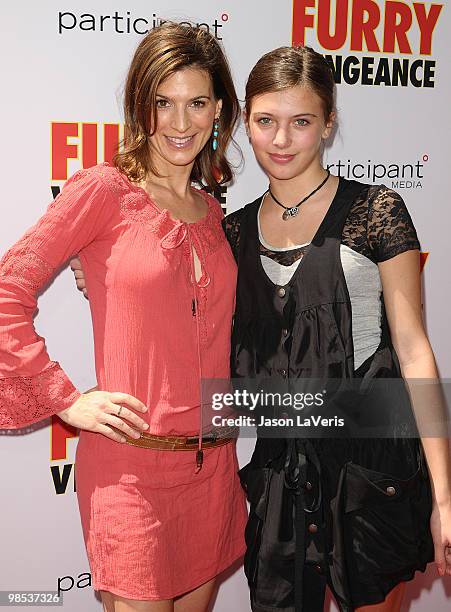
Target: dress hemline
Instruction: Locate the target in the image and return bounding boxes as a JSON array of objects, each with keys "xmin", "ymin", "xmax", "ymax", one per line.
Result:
[
  {"xmin": 350, "ymin": 559, "xmax": 432, "ymax": 609},
  {"xmin": 92, "ymin": 548, "xmax": 246, "ymax": 601}
]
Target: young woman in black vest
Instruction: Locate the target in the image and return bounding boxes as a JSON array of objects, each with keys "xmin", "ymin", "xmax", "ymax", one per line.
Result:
[{"xmin": 223, "ymin": 47, "xmax": 451, "ymax": 611}]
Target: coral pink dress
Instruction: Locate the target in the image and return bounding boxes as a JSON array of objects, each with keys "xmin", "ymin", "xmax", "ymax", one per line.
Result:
[{"xmin": 0, "ymin": 163, "xmax": 247, "ymax": 600}]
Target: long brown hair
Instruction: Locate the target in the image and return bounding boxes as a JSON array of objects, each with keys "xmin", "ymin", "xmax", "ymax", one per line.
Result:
[
  {"xmin": 245, "ymin": 46, "xmax": 335, "ymax": 122},
  {"xmin": 115, "ymin": 22, "xmax": 240, "ymax": 189}
]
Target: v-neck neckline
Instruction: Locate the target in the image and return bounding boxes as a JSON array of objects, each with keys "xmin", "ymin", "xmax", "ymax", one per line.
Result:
[{"xmin": 254, "ymin": 176, "xmax": 346, "ymax": 290}]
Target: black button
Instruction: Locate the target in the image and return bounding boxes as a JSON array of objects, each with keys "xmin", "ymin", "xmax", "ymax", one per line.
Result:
[
  {"xmin": 305, "ymin": 481, "xmax": 313, "ymax": 491},
  {"xmin": 280, "ymin": 369, "xmax": 287, "ymax": 378},
  {"xmin": 308, "ymin": 523, "xmax": 318, "ymax": 533},
  {"xmin": 282, "ymin": 328, "xmax": 289, "ymax": 337},
  {"xmin": 314, "ymin": 564, "xmax": 323, "ymax": 574},
  {"xmin": 277, "ymin": 287, "xmax": 286, "ymax": 298}
]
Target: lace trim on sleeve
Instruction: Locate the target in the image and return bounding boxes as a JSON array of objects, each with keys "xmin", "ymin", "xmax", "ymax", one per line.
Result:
[
  {"xmin": 0, "ymin": 362, "xmax": 80, "ymax": 429},
  {"xmin": 368, "ymin": 186, "xmax": 420, "ymax": 263},
  {"xmin": 0, "ymin": 241, "xmax": 79, "ymax": 428},
  {"xmin": 341, "ymin": 185, "xmax": 420, "ymax": 263},
  {"xmin": 222, "ymin": 209, "xmax": 244, "ymax": 262},
  {"xmin": 0, "ymin": 241, "xmax": 56, "ymax": 293}
]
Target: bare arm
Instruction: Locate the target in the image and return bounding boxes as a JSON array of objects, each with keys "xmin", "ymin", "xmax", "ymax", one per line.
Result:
[{"xmin": 379, "ymin": 249, "xmax": 451, "ymax": 575}]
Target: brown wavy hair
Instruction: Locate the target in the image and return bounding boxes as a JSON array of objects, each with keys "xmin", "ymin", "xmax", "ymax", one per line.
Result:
[
  {"xmin": 114, "ymin": 22, "xmax": 240, "ymax": 189},
  {"xmin": 245, "ymin": 46, "xmax": 335, "ymax": 122}
]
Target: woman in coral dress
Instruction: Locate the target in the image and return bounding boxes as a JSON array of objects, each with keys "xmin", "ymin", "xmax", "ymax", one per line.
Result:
[{"xmin": 0, "ymin": 23, "xmax": 247, "ymax": 612}]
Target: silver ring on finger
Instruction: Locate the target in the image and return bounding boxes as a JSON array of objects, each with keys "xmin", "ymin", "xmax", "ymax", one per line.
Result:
[{"xmin": 117, "ymin": 405, "xmax": 123, "ymax": 417}]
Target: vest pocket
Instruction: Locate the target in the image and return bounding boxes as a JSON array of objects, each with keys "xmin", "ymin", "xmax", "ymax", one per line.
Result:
[{"xmin": 341, "ymin": 457, "xmax": 432, "ymax": 587}]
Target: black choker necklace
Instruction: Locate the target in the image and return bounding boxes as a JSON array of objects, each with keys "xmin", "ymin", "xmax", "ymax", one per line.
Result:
[{"xmin": 268, "ymin": 170, "xmax": 331, "ymax": 220}]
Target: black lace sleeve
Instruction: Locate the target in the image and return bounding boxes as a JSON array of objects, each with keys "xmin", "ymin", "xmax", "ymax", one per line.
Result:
[
  {"xmin": 222, "ymin": 208, "xmax": 245, "ymax": 262},
  {"xmin": 367, "ymin": 185, "xmax": 420, "ymax": 263}
]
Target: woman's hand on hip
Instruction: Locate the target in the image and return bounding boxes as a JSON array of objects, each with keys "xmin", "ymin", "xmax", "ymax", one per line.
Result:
[
  {"xmin": 56, "ymin": 391, "xmax": 149, "ymax": 443},
  {"xmin": 70, "ymin": 256, "xmax": 88, "ymax": 299}
]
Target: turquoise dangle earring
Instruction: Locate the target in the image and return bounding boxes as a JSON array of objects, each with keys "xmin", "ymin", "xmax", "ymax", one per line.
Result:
[{"xmin": 212, "ymin": 118, "xmax": 219, "ymax": 151}]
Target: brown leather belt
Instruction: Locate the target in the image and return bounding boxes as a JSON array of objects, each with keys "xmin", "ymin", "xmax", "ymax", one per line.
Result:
[{"xmin": 124, "ymin": 427, "xmax": 238, "ymax": 450}]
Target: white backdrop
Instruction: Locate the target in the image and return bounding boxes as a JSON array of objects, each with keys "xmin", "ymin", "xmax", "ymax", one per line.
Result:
[{"xmin": 1, "ymin": 1, "xmax": 450, "ymax": 610}]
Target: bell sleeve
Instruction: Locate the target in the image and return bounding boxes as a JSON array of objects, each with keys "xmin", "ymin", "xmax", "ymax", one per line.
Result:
[
  {"xmin": 367, "ymin": 185, "xmax": 421, "ymax": 262},
  {"xmin": 0, "ymin": 168, "xmax": 114, "ymax": 429}
]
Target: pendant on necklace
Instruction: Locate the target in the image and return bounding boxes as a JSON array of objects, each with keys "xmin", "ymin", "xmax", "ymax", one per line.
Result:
[{"xmin": 282, "ymin": 206, "xmax": 299, "ymax": 221}]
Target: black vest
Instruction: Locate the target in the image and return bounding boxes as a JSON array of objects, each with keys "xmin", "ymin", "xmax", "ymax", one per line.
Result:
[{"xmin": 231, "ymin": 177, "xmax": 405, "ymax": 467}]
